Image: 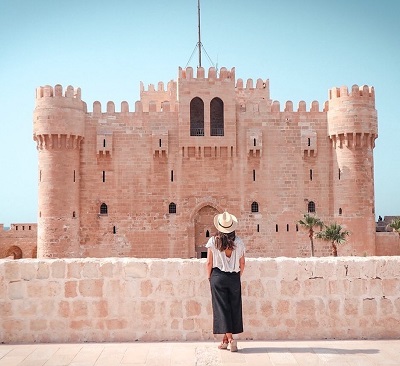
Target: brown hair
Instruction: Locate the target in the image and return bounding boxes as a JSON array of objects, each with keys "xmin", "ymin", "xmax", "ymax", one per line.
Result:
[{"xmin": 214, "ymin": 231, "xmax": 236, "ymax": 251}]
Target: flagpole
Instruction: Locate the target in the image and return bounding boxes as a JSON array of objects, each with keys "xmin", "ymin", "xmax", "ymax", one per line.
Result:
[{"xmin": 198, "ymin": 0, "xmax": 202, "ymax": 67}]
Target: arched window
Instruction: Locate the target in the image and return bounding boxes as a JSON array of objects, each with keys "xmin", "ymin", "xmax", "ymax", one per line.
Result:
[
  {"xmin": 190, "ymin": 97, "xmax": 204, "ymax": 136},
  {"xmin": 251, "ymin": 201, "xmax": 259, "ymax": 213},
  {"xmin": 210, "ymin": 97, "xmax": 224, "ymax": 136},
  {"xmin": 206, "ymin": 230, "xmax": 210, "ymax": 237},
  {"xmin": 308, "ymin": 201, "xmax": 316, "ymax": 213},
  {"xmin": 169, "ymin": 202, "xmax": 177, "ymax": 214},
  {"xmin": 339, "ymin": 208, "xmax": 342, "ymax": 215},
  {"xmin": 100, "ymin": 203, "xmax": 108, "ymax": 215}
]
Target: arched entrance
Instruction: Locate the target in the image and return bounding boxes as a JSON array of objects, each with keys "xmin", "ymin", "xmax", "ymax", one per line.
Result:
[
  {"xmin": 6, "ymin": 245, "xmax": 23, "ymax": 259},
  {"xmin": 194, "ymin": 205, "xmax": 219, "ymax": 258}
]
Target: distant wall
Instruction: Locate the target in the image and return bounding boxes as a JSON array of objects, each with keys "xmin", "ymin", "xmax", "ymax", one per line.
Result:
[
  {"xmin": 0, "ymin": 224, "xmax": 37, "ymax": 259},
  {"xmin": 1, "ymin": 257, "xmax": 399, "ymax": 343},
  {"xmin": 376, "ymin": 232, "xmax": 400, "ymax": 256}
]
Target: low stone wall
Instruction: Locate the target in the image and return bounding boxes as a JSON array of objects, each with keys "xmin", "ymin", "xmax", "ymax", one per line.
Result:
[{"xmin": 0, "ymin": 257, "xmax": 399, "ymax": 343}]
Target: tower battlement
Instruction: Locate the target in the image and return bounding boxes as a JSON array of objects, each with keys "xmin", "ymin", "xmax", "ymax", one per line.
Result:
[
  {"xmin": 329, "ymin": 84, "xmax": 375, "ymax": 104},
  {"xmin": 33, "ymin": 84, "xmax": 86, "ymax": 149},
  {"xmin": 327, "ymin": 84, "xmax": 377, "ymax": 148},
  {"xmin": 178, "ymin": 66, "xmax": 235, "ymax": 81},
  {"xmin": 36, "ymin": 84, "xmax": 82, "ymax": 100}
]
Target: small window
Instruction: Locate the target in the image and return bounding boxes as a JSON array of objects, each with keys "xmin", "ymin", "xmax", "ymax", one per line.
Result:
[
  {"xmin": 257, "ymin": 224, "xmax": 260, "ymax": 232},
  {"xmin": 339, "ymin": 208, "xmax": 342, "ymax": 215},
  {"xmin": 308, "ymin": 138, "xmax": 311, "ymax": 147},
  {"xmin": 100, "ymin": 203, "xmax": 108, "ymax": 215},
  {"xmin": 310, "ymin": 169, "xmax": 313, "ymax": 181},
  {"xmin": 113, "ymin": 226, "xmax": 116, "ymax": 234},
  {"xmin": 72, "ymin": 211, "xmax": 76, "ymax": 218},
  {"xmin": 103, "ymin": 139, "xmax": 106, "ymax": 148},
  {"xmin": 251, "ymin": 201, "xmax": 259, "ymax": 213},
  {"xmin": 287, "ymin": 224, "xmax": 289, "ymax": 232},
  {"xmin": 102, "ymin": 171, "xmax": 105, "ymax": 182},
  {"xmin": 22, "ymin": 226, "xmax": 25, "ymax": 230},
  {"xmin": 253, "ymin": 170, "xmax": 256, "ymax": 182},
  {"xmin": 171, "ymin": 170, "xmax": 174, "ymax": 182},
  {"xmin": 276, "ymin": 224, "xmax": 279, "ymax": 232},
  {"xmin": 16, "ymin": 226, "xmax": 18, "ymax": 230},
  {"xmin": 169, "ymin": 202, "xmax": 176, "ymax": 214},
  {"xmin": 308, "ymin": 201, "xmax": 316, "ymax": 213},
  {"xmin": 296, "ymin": 224, "xmax": 299, "ymax": 232},
  {"xmin": 338, "ymin": 169, "xmax": 341, "ymax": 180},
  {"xmin": 159, "ymin": 139, "xmax": 162, "ymax": 148},
  {"xmin": 253, "ymin": 138, "xmax": 257, "ymax": 147},
  {"xmin": 73, "ymin": 170, "xmax": 76, "ymax": 182},
  {"xmin": 206, "ymin": 230, "xmax": 210, "ymax": 237},
  {"xmin": 29, "ymin": 226, "xmax": 31, "ymax": 230}
]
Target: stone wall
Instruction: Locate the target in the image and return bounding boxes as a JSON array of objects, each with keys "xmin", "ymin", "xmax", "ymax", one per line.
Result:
[
  {"xmin": 0, "ymin": 257, "xmax": 399, "ymax": 343},
  {"xmin": 0, "ymin": 224, "xmax": 37, "ymax": 259},
  {"xmin": 376, "ymin": 232, "xmax": 400, "ymax": 256}
]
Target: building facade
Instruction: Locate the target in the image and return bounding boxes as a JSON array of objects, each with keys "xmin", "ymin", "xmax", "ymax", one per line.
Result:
[{"xmin": 31, "ymin": 66, "xmax": 378, "ymax": 258}]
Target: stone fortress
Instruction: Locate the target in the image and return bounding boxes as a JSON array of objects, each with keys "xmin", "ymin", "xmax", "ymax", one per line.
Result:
[
  {"xmin": 2, "ymin": 67, "xmax": 400, "ymax": 344},
  {"xmin": 1, "ymin": 65, "xmax": 399, "ymax": 259}
]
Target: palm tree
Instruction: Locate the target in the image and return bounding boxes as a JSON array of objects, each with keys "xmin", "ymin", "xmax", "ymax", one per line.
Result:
[
  {"xmin": 388, "ymin": 218, "xmax": 400, "ymax": 237},
  {"xmin": 316, "ymin": 223, "xmax": 349, "ymax": 257},
  {"xmin": 298, "ymin": 214, "xmax": 324, "ymax": 256}
]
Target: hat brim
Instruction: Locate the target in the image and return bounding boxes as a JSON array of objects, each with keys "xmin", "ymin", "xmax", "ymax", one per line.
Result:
[{"xmin": 214, "ymin": 213, "xmax": 238, "ymax": 234}]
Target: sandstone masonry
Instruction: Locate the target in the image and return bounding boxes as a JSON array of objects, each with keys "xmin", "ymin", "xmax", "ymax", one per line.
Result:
[
  {"xmin": 0, "ymin": 257, "xmax": 399, "ymax": 343},
  {"xmin": 29, "ymin": 66, "xmax": 382, "ymax": 258}
]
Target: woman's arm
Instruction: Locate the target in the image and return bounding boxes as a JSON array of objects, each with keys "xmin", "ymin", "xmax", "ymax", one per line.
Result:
[
  {"xmin": 206, "ymin": 248, "xmax": 213, "ymax": 280},
  {"xmin": 239, "ymin": 254, "xmax": 245, "ymax": 276}
]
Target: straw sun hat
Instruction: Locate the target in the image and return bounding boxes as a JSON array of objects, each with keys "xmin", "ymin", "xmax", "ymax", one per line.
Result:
[{"xmin": 214, "ymin": 211, "xmax": 238, "ymax": 234}]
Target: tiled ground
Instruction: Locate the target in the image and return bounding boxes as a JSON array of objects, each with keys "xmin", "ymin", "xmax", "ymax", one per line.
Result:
[{"xmin": 0, "ymin": 339, "xmax": 399, "ymax": 365}]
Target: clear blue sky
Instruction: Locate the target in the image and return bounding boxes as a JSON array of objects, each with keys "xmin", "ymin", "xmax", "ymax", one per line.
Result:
[{"xmin": 0, "ymin": 0, "xmax": 399, "ymax": 226}]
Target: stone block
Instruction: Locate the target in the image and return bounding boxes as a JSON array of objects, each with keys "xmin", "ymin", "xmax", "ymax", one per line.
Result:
[
  {"xmin": 51, "ymin": 260, "xmax": 66, "ymax": 278},
  {"xmin": 20, "ymin": 262, "xmax": 37, "ymax": 280},
  {"xmin": 124, "ymin": 262, "xmax": 148, "ymax": 278},
  {"xmin": 8, "ymin": 280, "xmax": 25, "ymax": 299},
  {"xmin": 36, "ymin": 262, "xmax": 49, "ymax": 279},
  {"xmin": 78, "ymin": 279, "xmax": 103, "ymax": 297},
  {"xmin": 185, "ymin": 300, "xmax": 201, "ymax": 317},
  {"xmin": 82, "ymin": 261, "xmax": 100, "ymax": 278},
  {"xmin": 72, "ymin": 300, "xmax": 88, "ymax": 317},
  {"xmin": 65, "ymin": 280, "xmax": 78, "ymax": 298},
  {"xmin": 30, "ymin": 319, "xmax": 47, "ymax": 331}
]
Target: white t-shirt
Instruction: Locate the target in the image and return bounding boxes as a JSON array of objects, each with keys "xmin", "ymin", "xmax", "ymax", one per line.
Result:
[{"xmin": 206, "ymin": 236, "xmax": 245, "ymax": 273}]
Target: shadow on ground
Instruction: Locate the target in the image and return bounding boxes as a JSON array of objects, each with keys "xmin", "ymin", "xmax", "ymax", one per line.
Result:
[{"xmin": 240, "ymin": 347, "xmax": 379, "ymax": 355}]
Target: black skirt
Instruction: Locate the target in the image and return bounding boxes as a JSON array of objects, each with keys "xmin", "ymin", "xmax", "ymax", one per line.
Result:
[{"xmin": 210, "ymin": 267, "xmax": 243, "ymax": 334}]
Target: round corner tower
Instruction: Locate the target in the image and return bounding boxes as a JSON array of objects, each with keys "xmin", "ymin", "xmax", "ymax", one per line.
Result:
[
  {"xmin": 33, "ymin": 85, "xmax": 86, "ymax": 258},
  {"xmin": 327, "ymin": 85, "xmax": 378, "ymax": 255}
]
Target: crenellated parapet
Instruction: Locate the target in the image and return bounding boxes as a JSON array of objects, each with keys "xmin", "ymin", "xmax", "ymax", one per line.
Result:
[
  {"xmin": 33, "ymin": 84, "xmax": 86, "ymax": 150},
  {"xmin": 140, "ymin": 80, "xmax": 177, "ymax": 112},
  {"xmin": 327, "ymin": 84, "xmax": 378, "ymax": 149},
  {"xmin": 236, "ymin": 78, "xmax": 270, "ymax": 111},
  {"xmin": 178, "ymin": 66, "xmax": 235, "ymax": 81}
]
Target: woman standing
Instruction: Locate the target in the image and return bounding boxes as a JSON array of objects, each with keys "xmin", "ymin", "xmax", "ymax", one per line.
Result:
[{"xmin": 206, "ymin": 211, "xmax": 245, "ymax": 352}]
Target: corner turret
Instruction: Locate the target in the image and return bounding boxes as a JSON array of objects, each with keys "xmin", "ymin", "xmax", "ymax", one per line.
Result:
[
  {"xmin": 33, "ymin": 84, "xmax": 86, "ymax": 258},
  {"xmin": 327, "ymin": 84, "xmax": 378, "ymax": 255}
]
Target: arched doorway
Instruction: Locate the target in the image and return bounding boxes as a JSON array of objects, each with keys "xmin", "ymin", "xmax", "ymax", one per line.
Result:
[
  {"xmin": 6, "ymin": 245, "xmax": 23, "ymax": 259},
  {"xmin": 194, "ymin": 205, "xmax": 219, "ymax": 258}
]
